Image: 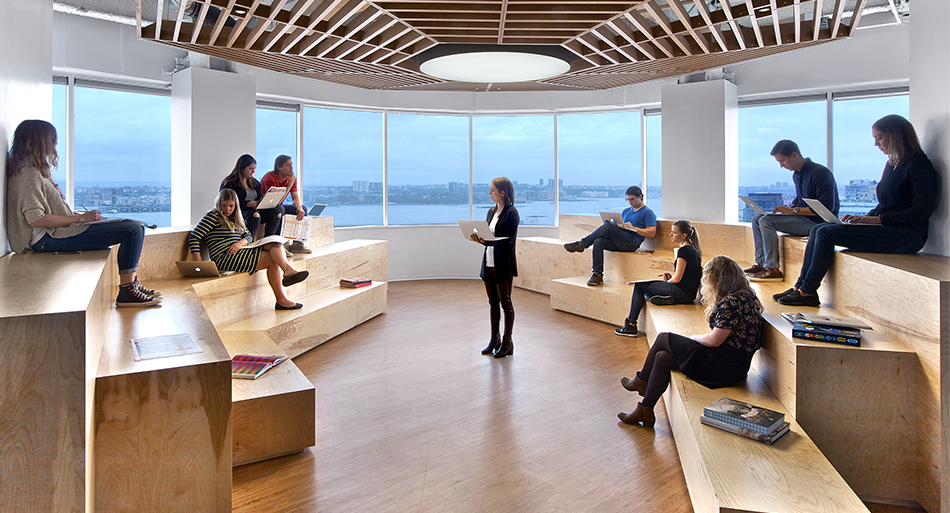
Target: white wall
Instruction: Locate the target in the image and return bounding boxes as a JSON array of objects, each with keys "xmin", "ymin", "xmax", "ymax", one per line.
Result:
[
  {"xmin": 661, "ymin": 80, "xmax": 739, "ymax": 222},
  {"xmin": 171, "ymin": 67, "xmax": 256, "ymax": 226},
  {"xmin": 910, "ymin": 2, "xmax": 950, "ymax": 259},
  {"xmin": 336, "ymin": 225, "xmax": 558, "ymax": 280},
  {"xmin": 1, "ymin": 0, "xmax": 54, "ymax": 255}
]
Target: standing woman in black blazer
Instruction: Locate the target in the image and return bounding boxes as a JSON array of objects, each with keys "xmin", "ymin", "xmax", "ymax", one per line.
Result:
[{"xmin": 471, "ymin": 177, "xmax": 520, "ymax": 358}]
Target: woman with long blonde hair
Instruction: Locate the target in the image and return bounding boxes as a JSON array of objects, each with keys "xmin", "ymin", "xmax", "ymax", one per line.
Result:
[
  {"xmin": 188, "ymin": 188, "xmax": 309, "ymax": 309},
  {"xmin": 617, "ymin": 255, "xmax": 763, "ymax": 427}
]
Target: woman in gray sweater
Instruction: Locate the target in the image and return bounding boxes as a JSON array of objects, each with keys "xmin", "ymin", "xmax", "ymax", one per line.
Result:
[{"xmin": 5, "ymin": 120, "xmax": 160, "ymax": 307}]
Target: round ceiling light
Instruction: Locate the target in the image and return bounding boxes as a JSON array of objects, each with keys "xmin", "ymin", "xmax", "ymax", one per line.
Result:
[{"xmin": 415, "ymin": 45, "xmax": 574, "ymax": 83}]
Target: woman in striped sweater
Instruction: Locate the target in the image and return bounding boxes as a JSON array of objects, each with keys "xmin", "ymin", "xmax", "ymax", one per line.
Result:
[{"xmin": 189, "ymin": 189, "xmax": 309, "ymax": 310}]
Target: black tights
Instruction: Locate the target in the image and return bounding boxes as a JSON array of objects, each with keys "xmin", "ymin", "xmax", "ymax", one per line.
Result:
[
  {"xmin": 638, "ymin": 333, "xmax": 681, "ymax": 408},
  {"xmin": 483, "ymin": 267, "xmax": 514, "ymax": 342}
]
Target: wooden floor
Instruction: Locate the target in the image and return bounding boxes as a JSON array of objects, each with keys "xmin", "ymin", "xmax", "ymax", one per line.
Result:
[
  {"xmin": 231, "ymin": 280, "xmax": 927, "ymax": 513},
  {"xmin": 232, "ymin": 279, "xmax": 691, "ymax": 513}
]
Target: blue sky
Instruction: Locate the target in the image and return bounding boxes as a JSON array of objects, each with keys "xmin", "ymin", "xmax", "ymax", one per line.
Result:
[{"xmin": 52, "ymin": 86, "xmax": 909, "ymax": 194}]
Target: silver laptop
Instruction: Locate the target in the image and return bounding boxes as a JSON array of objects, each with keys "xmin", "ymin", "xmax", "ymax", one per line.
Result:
[
  {"xmin": 307, "ymin": 204, "xmax": 327, "ymax": 216},
  {"xmin": 176, "ymin": 260, "xmax": 221, "ymax": 277},
  {"xmin": 802, "ymin": 198, "xmax": 842, "ymax": 224},
  {"xmin": 599, "ymin": 211, "xmax": 634, "ymax": 230},
  {"xmin": 738, "ymin": 196, "xmax": 767, "ymax": 215},
  {"xmin": 458, "ymin": 220, "xmax": 508, "ymax": 241},
  {"xmin": 257, "ymin": 187, "xmax": 288, "ymax": 209}
]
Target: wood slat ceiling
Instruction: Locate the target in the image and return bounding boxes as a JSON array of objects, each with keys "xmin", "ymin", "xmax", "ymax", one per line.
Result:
[{"xmin": 137, "ymin": 0, "xmax": 867, "ymax": 91}]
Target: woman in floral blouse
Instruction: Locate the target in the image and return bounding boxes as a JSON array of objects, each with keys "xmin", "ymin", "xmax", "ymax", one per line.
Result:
[{"xmin": 617, "ymin": 255, "xmax": 763, "ymax": 427}]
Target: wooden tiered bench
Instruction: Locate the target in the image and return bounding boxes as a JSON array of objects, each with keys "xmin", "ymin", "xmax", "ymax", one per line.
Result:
[
  {"xmin": 0, "ymin": 215, "xmax": 388, "ymax": 511},
  {"xmin": 644, "ymin": 303, "xmax": 870, "ymax": 513},
  {"xmin": 522, "ymin": 214, "xmax": 950, "ymax": 511}
]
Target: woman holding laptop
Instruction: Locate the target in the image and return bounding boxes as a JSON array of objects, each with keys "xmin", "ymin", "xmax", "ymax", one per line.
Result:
[
  {"xmin": 189, "ymin": 189, "xmax": 309, "ymax": 310},
  {"xmin": 219, "ymin": 154, "xmax": 279, "ymax": 240},
  {"xmin": 776, "ymin": 114, "xmax": 939, "ymax": 307},
  {"xmin": 470, "ymin": 177, "xmax": 520, "ymax": 358}
]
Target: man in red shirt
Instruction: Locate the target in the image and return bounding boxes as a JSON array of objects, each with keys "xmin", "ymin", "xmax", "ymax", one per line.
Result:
[{"xmin": 260, "ymin": 154, "xmax": 310, "ymax": 253}]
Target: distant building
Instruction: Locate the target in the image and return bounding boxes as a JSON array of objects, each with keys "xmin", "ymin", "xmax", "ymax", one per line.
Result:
[
  {"xmin": 353, "ymin": 180, "xmax": 370, "ymax": 192},
  {"xmin": 845, "ymin": 179, "xmax": 878, "ymax": 202}
]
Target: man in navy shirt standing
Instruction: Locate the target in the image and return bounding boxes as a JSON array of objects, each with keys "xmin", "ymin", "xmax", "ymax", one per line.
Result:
[
  {"xmin": 744, "ymin": 140, "xmax": 839, "ymax": 281},
  {"xmin": 564, "ymin": 185, "xmax": 657, "ymax": 286}
]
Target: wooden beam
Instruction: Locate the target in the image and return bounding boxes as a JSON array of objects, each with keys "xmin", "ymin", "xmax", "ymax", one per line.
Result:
[
  {"xmin": 226, "ymin": 0, "xmax": 263, "ymax": 48},
  {"xmin": 208, "ymin": 0, "xmax": 238, "ymax": 46},
  {"xmin": 666, "ymin": 0, "xmax": 710, "ymax": 53},
  {"xmin": 721, "ymin": 0, "xmax": 747, "ymax": 49},
  {"xmin": 498, "ymin": 0, "xmax": 509, "ymax": 43},
  {"xmin": 744, "ymin": 0, "xmax": 765, "ymax": 47},
  {"xmin": 278, "ymin": 0, "xmax": 349, "ymax": 53},
  {"xmin": 606, "ymin": 20, "xmax": 656, "ymax": 60},
  {"xmin": 261, "ymin": 0, "xmax": 316, "ymax": 51},
  {"xmin": 642, "ymin": 1, "xmax": 692, "ymax": 55},
  {"xmin": 624, "ymin": 10, "xmax": 675, "ymax": 58},
  {"xmin": 812, "ymin": 0, "xmax": 824, "ymax": 41},
  {"xmin": 692, "ymin": 0, "xmax": 728, "ymax": 52},
  {"xmin": 770, "ymin": 0, "xmax": 782, "ymax": 44},
  {"xmin": 830, "ymin": 0, "xmax": 847, "ymax": 38},
  {"xmin": 243, "ymin": 0, "xmax": 289, "ymax": 49},
  {"xmin": 847, "ymin": 0, "xmax": 866, "ymax": 36},
  {"xmin": 190, "ymin": 1, "xmax": 212, "ymax": 44}
]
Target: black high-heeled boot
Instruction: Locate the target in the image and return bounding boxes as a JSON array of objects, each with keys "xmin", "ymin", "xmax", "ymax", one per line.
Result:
[
  {"xmin": 493, "ymin": 338, "xmax": 514, "ymax": 358},
  {"xmin": 481, "ymin": 335, "xmax": 501, "ymax": 355}
]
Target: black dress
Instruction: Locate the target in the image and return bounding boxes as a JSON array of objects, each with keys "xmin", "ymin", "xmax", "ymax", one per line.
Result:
[{"xmin": 667, "ymin": 292, "xmax": 763, "ymax": 388}]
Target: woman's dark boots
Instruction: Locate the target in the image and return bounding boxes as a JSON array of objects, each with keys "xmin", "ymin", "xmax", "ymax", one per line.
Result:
[
  {"xmin": 618, "ymin": 402, "xmax": 655, "ymax": 428},
  {"xmin": 481, "ymin": 334, "xmax": 501, "ymax": 355},
  {"xmin": 620, "ymin": 372, "xmax": 648, "ymax": 396},
  {"xmin": 493, "ymin": 337, "xmax": 514, "ymax": 358}
]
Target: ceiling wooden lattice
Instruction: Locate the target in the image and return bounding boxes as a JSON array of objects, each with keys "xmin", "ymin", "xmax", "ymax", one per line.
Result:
[{"xmin": 137, "ymin": 0, "xmax": 869, "ymax": 91}]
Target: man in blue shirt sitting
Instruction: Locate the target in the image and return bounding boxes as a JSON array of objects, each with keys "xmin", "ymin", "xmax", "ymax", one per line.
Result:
[
  {"xmin": 744, "ymin": 140, "xmax": 839, "ymax": 281},
  {"xmin": 564, "ymin": 185, "xmax": 657, "ymax": 286}
]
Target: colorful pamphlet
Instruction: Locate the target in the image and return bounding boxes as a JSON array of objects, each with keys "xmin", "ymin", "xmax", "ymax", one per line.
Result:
[{"xmin": 231, "ymin": 354, "xmax": 288, "ymax": 380}]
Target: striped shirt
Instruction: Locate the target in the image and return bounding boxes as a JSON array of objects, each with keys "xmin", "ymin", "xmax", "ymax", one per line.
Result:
[{"xmin": 188, "ymin": 210, "xmax": 262, "ymax": 273}]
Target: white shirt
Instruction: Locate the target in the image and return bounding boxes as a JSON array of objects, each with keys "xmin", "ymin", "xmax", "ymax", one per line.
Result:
[{"xmin": 485, "ymin": 208, "xmax": 501, "ymax": 268}]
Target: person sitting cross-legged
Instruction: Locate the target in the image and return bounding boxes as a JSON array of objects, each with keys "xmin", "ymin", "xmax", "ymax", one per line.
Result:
[{"xmin": 563, "ymin": 185, "xmax": 657, "ymax": 286}]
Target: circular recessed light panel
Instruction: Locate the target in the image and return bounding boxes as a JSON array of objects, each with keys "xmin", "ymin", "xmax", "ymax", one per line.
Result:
[{"xmin": 416, "ymin": 45, "xmax": 574, "ymax": 83}]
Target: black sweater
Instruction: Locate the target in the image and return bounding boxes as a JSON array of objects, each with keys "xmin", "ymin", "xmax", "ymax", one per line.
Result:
[
  {"xmin": 867, "ymin": 153, "xmax": 939, "ymax": 240},
  {"xmin": 220, "ymin": 177, "xmax": 264, "ymax": 215},
  {"xmin": 479, "ymin": 205, "xmax": 520, "ymax": 282}
]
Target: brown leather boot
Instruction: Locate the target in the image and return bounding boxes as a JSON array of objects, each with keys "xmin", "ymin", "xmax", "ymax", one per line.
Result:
[
  {"xmin": 620, "ymin": 372, "xmax": 647, "ymax": 396},
  {"xmin": 618, "ymin": 402, "xmax": 655, "ymax": 428}
]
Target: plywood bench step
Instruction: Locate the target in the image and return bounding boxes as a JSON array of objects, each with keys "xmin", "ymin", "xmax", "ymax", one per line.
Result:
[
  {"xmin": 644, "ymin": 301, "xmax": 870, "ymax": 513},
  {"xmin": 221, "ymin": 282, "xmax": 388, "ymax": 357},
  {"xmin": 550, "ymin": 276, "xmax": 631, "ymax": 325},
  {"xmin": 217, "ymin": 331, "xmax": 315, "ymax": 466}
]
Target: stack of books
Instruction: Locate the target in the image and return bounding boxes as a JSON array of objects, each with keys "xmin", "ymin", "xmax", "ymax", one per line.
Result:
[
  {"xmin": 781, "ymin": 312, "xmax": 869, "ymax": 347},
  {"xmin": 231, "ymin": 354, "xmax": 288, "ymax": 380},
  {"xmin": 700, "ymin": 397, "xmax": 790, "ymax": 445},
  {"xmin": 340, "ymin": 277, "xmax": 372, "ymax": 288}
]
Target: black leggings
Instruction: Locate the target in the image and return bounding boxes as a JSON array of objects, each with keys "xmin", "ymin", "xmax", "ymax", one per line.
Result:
[
  {"xmin": 637, "ymin": 332, "xmax": 690, "ymax": 408},
  {"xmin": 483, "ymin": 267, "xmax": 514, "ymax": 341}
]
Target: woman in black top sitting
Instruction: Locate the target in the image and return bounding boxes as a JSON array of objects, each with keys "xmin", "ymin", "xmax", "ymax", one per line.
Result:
[
  {"xmin": 219, "ymin": 154, "xmax": 279, "ymax": 240},
  {"xmin": 471, "ymin": 177, "xmax": 520, "ymax": 358},
  {"xmin": 615, "ymin": 220, "xmax": 702, "ymax": 337},
  {"xmin": 618, "ymin": 255, "xmax": 763, "ymax": 427},
  {"xmin": 776, "ymin": 114, "xmax": 939, "ymax": 307}
]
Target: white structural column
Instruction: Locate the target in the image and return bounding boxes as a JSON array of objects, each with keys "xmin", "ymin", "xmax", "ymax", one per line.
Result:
[
  {"xmin": 0, "ymin": 0, "xmax": 53, "ymax": 254},
  {"xmin": 171, "ymin": 67, "xmax": 256, "ymax": 226},
  {"xmin": 660, "ymin": 80, "xmax": 738, "ymax": 221},
  {"xmin": 909, "ymin": 5, "xmax": 950, "ymax": 513}
]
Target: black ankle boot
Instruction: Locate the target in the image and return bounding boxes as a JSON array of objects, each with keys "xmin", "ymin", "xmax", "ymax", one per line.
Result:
[
  {"xmin": 481, "ymin": 335, "xmax": 501, "ymax": 355},
  {"xmin": 493, "ymin": 338, "xmax": 514, "ymax": 358}
]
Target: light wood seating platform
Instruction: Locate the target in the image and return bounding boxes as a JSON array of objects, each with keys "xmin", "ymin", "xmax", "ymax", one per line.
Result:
[
  {"xmin": 1, "ymin": 215, "xmax": 388, "ymax": 511},
  {"xmin": 643, "ymin": 302, "xmax": 870, "ymax": 513},
  {"xmin": 521, "ymin": 213, "xmax": 950, "ymax": 511}
]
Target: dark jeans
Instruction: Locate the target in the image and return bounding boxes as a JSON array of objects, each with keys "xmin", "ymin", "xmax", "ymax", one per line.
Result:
[
  {"xmin": 267, "ymin": 204, "xmax": 303, "ymax": 237},
  {"xmin": 581, "ymin": 221, "xmax": 642, "ymax": 274},
  {"xmin": 244, "ymin": 207, "xmax": 280, "ymax": 239},
  {"xmin": 32, "ymin": 220, "xmax": 144, "ymax": 274},
  {"xmin": 627, "ymin": 280, "xmax": 692, "ymax": 325},
  {"xmin": 483, "ymin": 267, "xmax": 514, "ymax": 341},
  {"xmin": 795, "ymin": 222, "xmax": 926, "ymax": 294}
]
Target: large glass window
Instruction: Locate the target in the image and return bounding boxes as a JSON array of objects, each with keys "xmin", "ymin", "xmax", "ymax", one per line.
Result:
[
  {"xmin": 558, "ymin": 111, "xmax": 641, "ymax": 217},
  {"xmin": 645, "ymin": 113, "xmax": 662, "ymax": 217},
  {"xmin": 51, "ymin": 82, "xmax": 68, "ymax": 187},
  {"xmin": 73, "ymin": 86, "xmax": 172, "ymax": 227},
  {"xmin": 387, "ymin": 113, "xmax": 469, "ymax": 225},
  {"xmin": 832, "ymin": 95, "xmax": 909, "ymax": 216},
  {"xmin": 301, "ymin": 107, "xmax": 384, "ymax": 226},
  {"xmin": 472, "ymin": 116, "xmax": 555, "ymax": 225},
  {"xmin": 256, "ymin": 107, "xmax": 298, "ymax": 205},
  {"xmin": 737, "ymin": 100, "xmax": 827, "ymax": 221}
]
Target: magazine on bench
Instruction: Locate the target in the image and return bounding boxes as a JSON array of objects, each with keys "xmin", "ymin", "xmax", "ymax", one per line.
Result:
[
  {"xmin": 703, "ymin": 397, "xmax": 786, "ymax": 435},
  {"xmin": 231, "ymin": 354, "xmax": 289, "ymax": 380},
  {"xmin": 700, "ymin": 415, "xmax": 791, "ymax": 445}
]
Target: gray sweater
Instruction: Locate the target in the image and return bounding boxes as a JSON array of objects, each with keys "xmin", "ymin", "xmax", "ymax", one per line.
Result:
[{"xmin": 5, "ymin": 166, "xmax": 88, "ymax": 253}]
